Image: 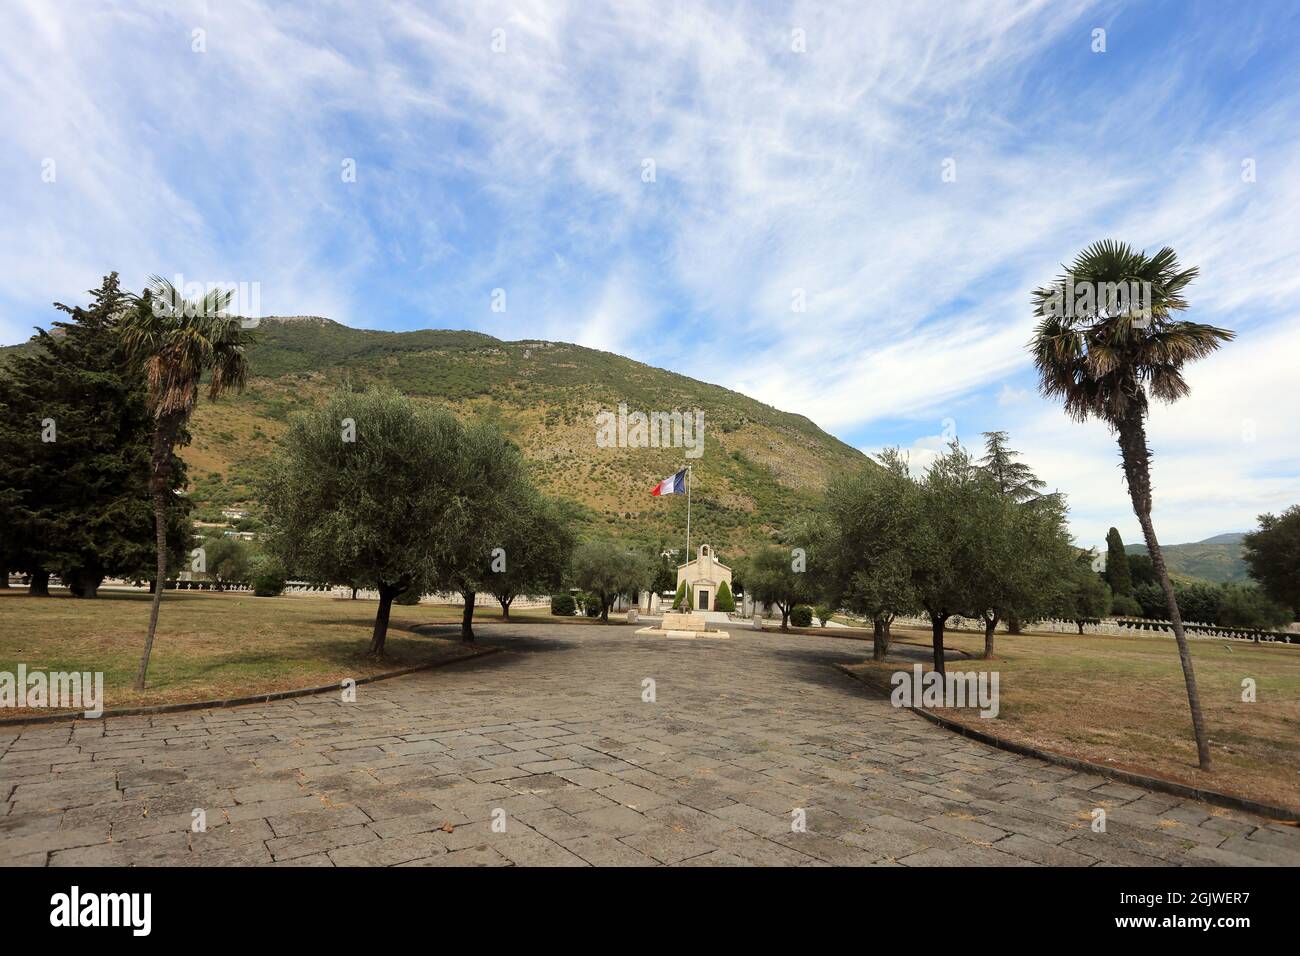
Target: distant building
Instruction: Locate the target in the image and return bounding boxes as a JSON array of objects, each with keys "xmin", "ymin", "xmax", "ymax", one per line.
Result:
[
  {"xmin": 222, "ymin": 531, "xmax": 256, "ymax": 541},
  {"xmin": 676, "ymin": 544, "xmax": 732, "ymax": 612},
  {"xmin": 221, "ymin": 508, "xmax": 250, "ymax": 520}
]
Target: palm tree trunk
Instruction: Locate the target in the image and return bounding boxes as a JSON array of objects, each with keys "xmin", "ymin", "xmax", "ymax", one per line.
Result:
[
  {"xmin": 135, "ymin": 487, "xmax": 168, "ymax": 690},
  {"xmin": 136, "ymin": 416, "xmax": 180, "ymax": 691},
  {"xmin": 1118, "ymin": 412, "xmax": 1212, "ymax": 770}
]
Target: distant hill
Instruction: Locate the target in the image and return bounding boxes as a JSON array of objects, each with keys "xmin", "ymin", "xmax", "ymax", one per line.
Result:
[
  {"xmin": 3, "ymin": 316, "xmax": 871, "ymax": 558},
  {"xmin": 1126, "ymin": 533, "xmax": 1251, "ymax": 584}
]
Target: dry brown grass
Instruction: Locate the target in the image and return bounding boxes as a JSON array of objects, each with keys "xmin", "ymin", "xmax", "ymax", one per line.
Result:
[
  {"xmin": 0, "ymin": 590, "xmax": 539, "ymax": 718},
  {"xmin": 843, "ymin": 625, "xmax": 1300, "ymax": 813}
]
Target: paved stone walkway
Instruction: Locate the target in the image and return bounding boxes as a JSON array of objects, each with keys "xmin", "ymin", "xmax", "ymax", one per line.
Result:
[{"xmin": 2, "ymin": 624, "xmax": 1296, "ymax": 866}]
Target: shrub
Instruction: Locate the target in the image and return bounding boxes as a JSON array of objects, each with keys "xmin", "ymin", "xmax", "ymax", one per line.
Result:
[
  {"xmin": 715, "ymin": 579, "xmax": 736, "ymax": 612},
  {"xmin": 1216, "ymin": 584, "xmax": 1292, "ymax": 629},
  {"xmin": 815, "ymin": 604, "xmax": 834, "ymax": 627},
  {"xmin": 1110, "ymin": 594, "xmax": 1143, "ymax": 617},
  {"xmin": 395, "ymin": 586, "xmax": 422, "ymax": 605},
  {"xmin": 550, "ymin": 594, "xmax": 576, "ymax": 616},
  {"xmin": 1133, "ymin": 582, "xmax": 1166, "ymax": 619},
  {"xmin": 251, "ymin": 561, "xmax": 287, "ymax": 597},
  {"xmin": 789, "ymin": 605, "xmax": 814, "ymax": 627}
]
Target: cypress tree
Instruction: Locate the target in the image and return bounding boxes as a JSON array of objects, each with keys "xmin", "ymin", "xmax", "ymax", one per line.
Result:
[{"xmin": 1104, "ymin": 526, "xmax": 1133, "ymax": 597}]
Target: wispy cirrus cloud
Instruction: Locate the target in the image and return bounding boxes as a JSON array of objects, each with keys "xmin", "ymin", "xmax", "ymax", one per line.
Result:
[{"xmin": 1, "ymin": 0, "xmax": 1298, "ymax": 547}]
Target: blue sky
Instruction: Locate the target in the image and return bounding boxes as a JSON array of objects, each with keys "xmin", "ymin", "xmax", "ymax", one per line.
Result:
[{"xmin": 3, "ymin": 0, "xmax": 1299, "ymax": 550}]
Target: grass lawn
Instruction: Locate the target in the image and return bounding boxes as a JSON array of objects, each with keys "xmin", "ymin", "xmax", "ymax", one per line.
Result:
[
  {"xmin": 844, "ymin": 625, "xmax": 1300, "ymax": 813},
  {"xmin": 0, "ymin": 589, "xmax": 572, "ymax": 718}
]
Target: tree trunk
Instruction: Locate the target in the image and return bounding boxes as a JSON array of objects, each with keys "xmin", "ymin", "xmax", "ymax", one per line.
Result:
[
  {"xmin": 69, "ymin": 570, "xmax": 104, "ymax": 599},
  {"xmin": 780, "ymin": 604, "xmax": 790, "ymax": 631},
  {"xmin": 461, "ymin": 590, "xmax": 476, "ymax": 642},
  {"xmin": 872, "ymin": 615, "xmax": 893, "ymax": 661},
  {"xmin": 0, "ymin": 567, "xmax": 9, "ymax": 589},
  {"xmin": 351, "ymin": 586, "xmax": 358, "ymax": 600},
  {"xmin": 982, "ymin": 612, "xmax": 998, "ymax": 659},
  {"xmin": 499, "ymin": 594, "xmax": 512, "ymax": 620},
  {"xmin": 369, "ymin": 583, "xmax": 397, "ymax": 656},
  {"xmin": 1076, "ymin": 619, "xmax": 1085, "ymax": 635},
  {"xmin": 135, "ymin": 487, "xmax": 169, "ymax": 690},
  {"xmin": 29, "ymin": 569, "xmax": 51, "ymax": 597},
  {"xmin": 1007, "ymin": 612, "xmax": 1022, "ymax": 635},
  {"xmin": 600, "ymin": 594, "xmax": 610, "ymax": 623},
  {"xmin": 930, "ymin": 612, "xmax": 946, "ymax": 675},
  {"xmin": 1117, "ymin": 411, "xmax": 1212, "ymax": 770}
]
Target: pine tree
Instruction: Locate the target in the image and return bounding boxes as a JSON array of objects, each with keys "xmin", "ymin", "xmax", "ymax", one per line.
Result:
[
  {"xmin": 0, "ymin": 274, "xmax": 190, "ymax": 597},
  {"xmin": 978, "ymin": 431, "xmax": 1047, "ymax": 503},
  {"xmin": 1104, "ymin": 527, "xmax": 1133, "ymax": 596}
]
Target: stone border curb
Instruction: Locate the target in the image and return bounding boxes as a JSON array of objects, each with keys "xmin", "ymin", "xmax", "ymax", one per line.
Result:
[
  {"xmin": 835, "ymin": 663, "xmax": 1298, "ymax": 823},
  {"xmin": 0, "ymin": 646, "xmax": 503, "ymax": 728}
]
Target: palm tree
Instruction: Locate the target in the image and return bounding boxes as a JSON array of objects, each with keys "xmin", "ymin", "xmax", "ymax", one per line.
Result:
[
  {"xmin": 1029, "ymin": 240, "xmax": 1233, "ymax": 770},
  {"xmin": 121, "ymin": 277, "xmax": 256, "ymax": 689}
]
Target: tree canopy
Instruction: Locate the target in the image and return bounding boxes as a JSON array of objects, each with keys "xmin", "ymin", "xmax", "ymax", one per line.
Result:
[
  {"xmin": 571, "ymin": 541, "xmax": 647, "ymax": 623},
  {"xmin": 1243, "ymin": 505, "xmax": 1300, "ymax": 618},
  {"xmin": 262, "ymin": 386, "xmax": 530, "ymax": 653}
]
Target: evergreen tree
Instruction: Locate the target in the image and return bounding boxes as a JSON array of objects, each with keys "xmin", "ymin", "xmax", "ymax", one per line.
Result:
[
  {"xmin": 0, "ymin": 274, "xmax": 190, "ymax": 597},
  {"xmin": 1104, "ymin": 527, "xmax": 1133, "ymax": 596},
  {"xmin": 978, "ymin": 431, "xmax": 1047, "ymax": 503}
]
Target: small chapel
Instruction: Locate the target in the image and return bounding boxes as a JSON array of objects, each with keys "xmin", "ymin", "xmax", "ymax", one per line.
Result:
[{"xmin": 676, "ymin": 544, "xmax": 733, "ymax": 611}]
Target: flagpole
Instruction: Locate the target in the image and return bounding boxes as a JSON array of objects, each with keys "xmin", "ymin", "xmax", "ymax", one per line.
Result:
[{"xmin": 685, "ymin": 466, "xmax": 692, "ymax": 567}]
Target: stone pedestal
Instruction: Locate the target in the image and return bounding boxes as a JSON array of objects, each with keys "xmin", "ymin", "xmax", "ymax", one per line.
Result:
[
  {"xmin": 627, "ymin": 607, "xmax": 639, "ymax": 623},
  {"xmin": 660, "ymin": 610, "xmax": 712, "ymax": 632}
]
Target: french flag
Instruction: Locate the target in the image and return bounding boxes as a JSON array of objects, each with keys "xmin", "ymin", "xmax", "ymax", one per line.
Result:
[{"xmin": 651, "ymin": 468, "xmax": 687, "ymax": 496}]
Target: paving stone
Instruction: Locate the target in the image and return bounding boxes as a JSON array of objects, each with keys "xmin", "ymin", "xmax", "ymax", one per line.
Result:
[
  {"xmin": 1, "ymin": 621, "xmax": 1289, "ymax": 867},
  {"xmin": 328, "ymin": 833, "xmax": 447, "ymax": 866}
]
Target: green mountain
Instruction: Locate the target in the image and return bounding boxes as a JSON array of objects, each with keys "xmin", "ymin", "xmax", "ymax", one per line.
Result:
[
  {"xmin": 1126, "ymin": 533, "xmax": 1250, "ymax": 584},
  {"xmin": 6, "ymin": 316, "xmax": 869, "ymax": 558}
]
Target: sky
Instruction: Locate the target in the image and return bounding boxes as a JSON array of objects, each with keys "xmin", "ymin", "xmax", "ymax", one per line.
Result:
[{"xmin": 2, "ymin": 0, "xmax": 1298, "ymax": 551}]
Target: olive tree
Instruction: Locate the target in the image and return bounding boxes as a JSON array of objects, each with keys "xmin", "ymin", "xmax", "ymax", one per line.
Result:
[
  {"xmin": 571, "ymin": 541, "xmax": 647, "ymax": 623},
  {"xmin": 434, "ymin": 422, "xmax": 536, "ymax": 642},
  {"xmin": 744, "ymin": 544, "xmax": 817, "ymax": 631},
  {"xmin": 482, "ymin": 493, "xmax": 576, "ymax": 621},
  {"xmin": 817, "ymin": 449, "xmax": 919, "ymax": 659},
  {"xmin": 263, "ymin": 387, "xmax": 488, "ymax": 656}
]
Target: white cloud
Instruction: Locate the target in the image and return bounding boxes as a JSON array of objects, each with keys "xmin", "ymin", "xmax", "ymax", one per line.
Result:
[{"xmin": 1, "ymin": 0, "xmax": 1296, "ymax": 546}]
